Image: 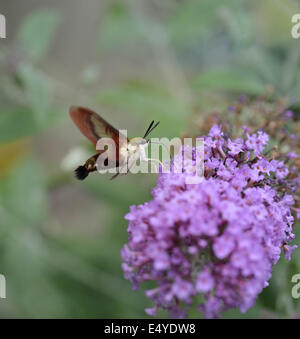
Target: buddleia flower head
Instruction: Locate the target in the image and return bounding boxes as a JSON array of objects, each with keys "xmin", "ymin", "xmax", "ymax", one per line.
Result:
[{"xmin": 121, "ymin": 122, "xmax": 298, "ymax": 318}]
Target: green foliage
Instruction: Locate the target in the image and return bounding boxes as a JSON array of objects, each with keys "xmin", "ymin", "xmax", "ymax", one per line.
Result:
[
  {"xmin": 167, "ymin": 0, "xmax": 245, "ymax": 46},
  {"xmin": 0, "ymin": 10, "xmax": 61, "ymax": 143},
  {"xmin": 99, "ymin": 2, "xmax": 143, "ymax": 50},
  {"xmin": 0, "ymin": 160, "xmax": 47, "ymax": 225},
  {"xmin": 98, "ymin": 81, "xmax": 188, "ymax": 138},
  {"xmin": 18, "ymin": 64, "xmax": 53, "ymax": 126},
  {"xmin": 192, "ymin": 67, "xmax": 266, "ymax": 95},
  {"xmin": 0, "ymin": 109, "xmax": 37, "ymax": 143},
  {"xmin": 18, "ymin": 9, "xmax": 61, "ymax": 62}
]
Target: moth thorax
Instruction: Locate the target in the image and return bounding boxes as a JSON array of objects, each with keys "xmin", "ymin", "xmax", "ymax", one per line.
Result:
[
  {"xmin": 129, "ymin": 137, "xmax": 147, "ymax": 145},
  {"xmin": 128, "ymin": 137, "xmax": 147, "ymax": 152}
]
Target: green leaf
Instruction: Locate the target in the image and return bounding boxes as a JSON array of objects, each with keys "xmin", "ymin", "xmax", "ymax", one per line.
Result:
[
  {"xmin": 98, "ymin": 81, "xmax": 188, "ymax": 138},
  {"xmin": 18, "ymin": 63, "xmax": 52, "ymax": 126},
  {"xmin": 167, "ymin": 0, "xmax": 244, "ymax": 47},
  {"xmin": 83, "ymin": 174, "xmax": 151, "ymax": 207},
  {"xmin": 218, "ymin": 7, "xmax": 253, "ymax": 47},
  {"xmin": 234, "ymin": 48, "xmax": 282, "ymax": 90},
  {"xmin": 192, "ymin": 67, "xmax": 266, "ymax": 95},
  {"xmin": 0, "ymin": 159, "xmax": 47, "ymax": 226},
  {"xmin": 18, "ymin": 9, "xmax": 61, "ymax": 62},
  {"xmin": 99, "ymin": 2, "xmax": 143, "ymax": 50},
  {"xmin": 0, "ymin": 109, "xmax": 37, "ymax": 143},
  {"xmin": 0, "ymin": 105, "xmax": 60, "ymax": 144}
]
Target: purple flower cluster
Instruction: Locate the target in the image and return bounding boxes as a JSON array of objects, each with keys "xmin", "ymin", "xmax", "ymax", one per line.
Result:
[{"xmin": 121, "ymin": 125, "xmax": 297, "ymax": 318}]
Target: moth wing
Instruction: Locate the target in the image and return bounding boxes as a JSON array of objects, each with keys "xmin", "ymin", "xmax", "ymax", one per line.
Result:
[{"xmin": 69, "ymin": 106, "xmax": 128, "ymax": 148}]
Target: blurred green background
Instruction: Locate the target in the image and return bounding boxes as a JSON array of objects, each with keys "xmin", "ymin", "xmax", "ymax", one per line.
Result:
[{"xmin": 0, "ymin": 0, "xmax": 300, "ymax": 318}]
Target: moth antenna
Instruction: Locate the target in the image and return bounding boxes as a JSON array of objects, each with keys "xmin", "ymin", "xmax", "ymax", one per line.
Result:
[
  {"xmin": 74, "ymin": 165, "xmax": 89, "ymax": 180},
  {"xmin": 143, "ymin": 120, "xmax": 155, "ymax": 138},
  {"xmin": 146, "ymin": 121, "xmax": 160, "ymax": 137}
]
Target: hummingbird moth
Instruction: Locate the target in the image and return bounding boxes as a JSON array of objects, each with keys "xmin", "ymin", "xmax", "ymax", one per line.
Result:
[{"xmin": 69, "ymin": 106, "xmax": 160, "ymax": 180}]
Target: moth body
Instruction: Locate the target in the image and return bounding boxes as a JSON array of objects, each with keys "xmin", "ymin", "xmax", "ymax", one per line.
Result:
[{"xmin": 69, "ymin": 106, "xmax": 160, "ymax": 180}]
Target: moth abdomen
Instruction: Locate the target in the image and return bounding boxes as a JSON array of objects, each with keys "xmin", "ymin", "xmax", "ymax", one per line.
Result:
[{"xmin": 74, "ymin": 165, "xmax": 89, "ymax": 180}]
